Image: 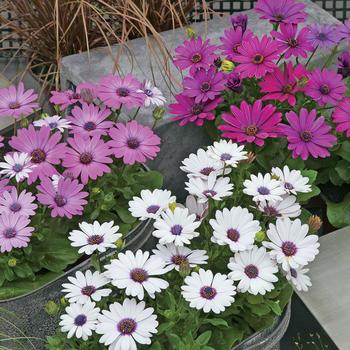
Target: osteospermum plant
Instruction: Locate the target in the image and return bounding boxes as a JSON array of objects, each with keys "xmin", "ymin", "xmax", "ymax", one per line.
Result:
[
  {"xmin": 48, "ymin": 141, "xmax": 321, "ymax": 350},
  {"xmin": 169, "ymin": 0, "xmax": 350, "ymax": 229},
  {"xmin": 0, "ymin": 74, "xmax": 166, "ymax": 299}
]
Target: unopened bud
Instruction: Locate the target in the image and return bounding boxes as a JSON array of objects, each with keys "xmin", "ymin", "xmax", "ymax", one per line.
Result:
[
  {"xmin": 221, "ymin": 59, "xmax": 235, "ymax": 72},
  {"xmin": 245, "ymin": 152, "xmax": 256, "ymax": 164},
  {"xmin": 271, "ymin": 174, "xmax": 281, "ymax": 181},
  {"xmin": 45, "ymin": 300, "xmax": 59, "ymax": 316},
  {"xmin": 20, "ymin": 118, "xmax": 29, "ymax": 128},
  {"xmin": 255, "ymin": 230, "xmax": 266, "ymax": 242},
  {"xmin": 153, "ymin": 106, "xmax": 165, "ymax": 121},
  {"xmin": 297, "ymin": 76, "xmax": 309, "ymax": 88},
  {"xmin": 308, "ymin": 215, "xmax": 322, "ymax": 232},
  {"xmin": 91, "ymin": 187, "xmax": 101, "ymax": 194},
  {"xmin": 60, "ymin": 297, "xmax": 68, "ymax": 306},
  {"xmin": 214, "ymin": 57, "xmax": 222, "ymax": 68},
  {"xmin": 168, "ymin": 202, "xmax": 177, "ymax": 212},
  {"xmin": 185, "ymin": 27, "xmax": 196, "ymax": 38},
  {"xmin": 7, "ymin": 258, "xmax": 17, "ymax": 267},
  {"xmin": 179, "ymin": 260, "xmax": 190, "ymax": 277},
  {"xmin": 115, "ymin": 238, "xmax": 125, "ymax": 250}
]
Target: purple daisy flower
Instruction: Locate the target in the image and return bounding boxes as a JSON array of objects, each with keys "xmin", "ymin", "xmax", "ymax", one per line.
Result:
[
  {"xmin": 337, "ymin": 51, "xmax": 350, "ymax": 78},
  {"xmin": 0, "ymin": 213, "xmax": 34, "ymax": 253},
  {"xmin": 63, "ymin": 134, "xmax": 113, "ymax": 184},
  {"xmin": 231, "ymin": 14, "xmax": 248, "ymax": 32},
  {"xmin": 219, "ymin": 27, "xmax": 254, "ymax": 60},
  {"xmin": 332, "ymin": 98, "xmax": 350, "ymax": 137},
  {"xmin": 97, "ymin": 74, "xmax": 145, "ymax": 110},
  {"xmin": 182, "ymin": 67, "xmax": 226, "ymax": 103},
  {"xmin": 255, "ymin": 0, "xmax": 307, "ymax": 24},
  {"xmin": 272, "ymin": 24, "xmax": 314, "ymax": 59},
  {"xmin": 0, "ymin": 82, "xmax": 38, "ymax": 118},
  {"xmin": 67, "ymin": 103, "xmax": 114, "ymax": 137},
  {"xmin": 37, "ymin": 177, "xmax": 88, "ymax": 219},
  {"xmin": 226, "ymin": 71, "xmax": 242, "ymax": 93},
  {"xmin": 280, "ymin": 108, "xmax": 337, "ymax": 160},
  {"xmin": 9, "ymin": 125, "xmax": 68, "ymax": 184},
  {"xmin": 169, "ymin": 94, "xmax": 223, "ymax": 126},
  {"xmin": 173, "ymin": 37, "xmax": 217, "ymax": 75},
  {"xmin": 305, "ymin": 68, "xmax": 346, "ymax": 106},
  {"xmin": 0, "ymin": 188, "xmax": 37, "ymax": 217},
  {"xmin": 337, "ymin": 20, "xmax": 350, "ymax": 43},
  {"xmin": 307, "ymin": 24, "xmax": 341, "ymax": 49}
]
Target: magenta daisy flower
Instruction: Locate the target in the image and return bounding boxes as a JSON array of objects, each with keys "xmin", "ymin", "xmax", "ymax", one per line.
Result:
[
  {"xmin": 255, "ymin": 0, "xmax": 307, "ymax": 24},
  {"xmin": 272, "ymin": 24, "xmax": 313, "ymax": 59},
  {"xmin": 173, "ymin": 37, "xmax": 217, "ymax": 75},
  {"xmin": 231, "ymin": 14, "xmax": 248, "ymax": 32},
  {"xmin": 97, "ymin": 74, "xmax": 145, "ymax": 110},
  {"xmin": 281, "ymin": 108, "xmax": 337, "ymax": 160},
  {"xmin": 231, "ymin": 35, "xmax": 280, "ymax": 79},
  {"xmin": 332, "ymin": 98, "xmax": 350, "ymax": 137},
  {"xmin": 259, "ymin": 63, "xmax": 308, "ymax": 106},
  {"xmin": 219, "ymin": 99, "xmax": 282, "ymax": 146},
  {"xmin": 0, "ymin": 213, "xmax": 34, "ymax": 253},
  {"xmin": 50, "ymin": 90, "xmax": 80, "ymax": 110},
  {"xmin": 305, "ymin": 68, "xmax": 346, "ymax": 106},
  {"xmin": 219, "ymin": 27, "xmax": 254, "ymax": 60},
  {"xmin": 108, "ymin": 120, "xmax": 160, "ymax": 165},
  {"xmin": 307, "ymin": 24, "xmax": 341, "ymax": 49},
  {"xmin": 0, "ymin": 188, "xmax": 37, "ymax": 217},
  {"xmin": 9, "ymin": 125, "xmax": 67, "ymax": 184},
  {"xmin": 67, "ymin": 103, "xmax": 113, "ymax": 137},
  {"xmin": 0, "ymin": 82, "xmax": 38, "ymax": 118},
  {"xmin": 169, "ymin": 94, "xmax": 223, "ymax": 126},
  {"xmin": 37, "ymin": 177, "xmax": 88, "ymax": 218},
  {"xmin": 182, "ymin": 67, "xmax": 226, "ymax": 103},
  {"xmin": 63, "ymin": 135, "xmax": 113, "ymax": 184}
]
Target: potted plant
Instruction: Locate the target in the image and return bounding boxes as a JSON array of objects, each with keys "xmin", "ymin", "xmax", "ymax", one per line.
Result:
[{"xmin": 47, "ymin": 140, "xmax": 321, "ymax": 349}]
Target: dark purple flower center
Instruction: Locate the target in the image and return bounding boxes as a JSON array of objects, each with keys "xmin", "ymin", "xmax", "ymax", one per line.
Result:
[
  {"xmin": 221, "ymin": 153, "xmax": 232, "ymax": 161},
  {"xmin": 191, "ymin": 103, "xmax": 204, "ymax": 115},
  {"xmin": 87, "ymin": 235, "xmax": 104, "ymax": 245},
  {"xmin": 244, "ymin": 264, "xmax": 259, "ymax": 279},
  {"xmin": 81, "ymin": 285, "xmax": 96, "ymax": 296},
  {"xmin": 171, "ymin": 254, "xmax": 188, "ymax": 266},
  {"xmin": 130, "ymin": 268, "xmax": 148, "ymax": 283},
  {"xmin": 49, "ymin": 122, "xmax": 58, "ymax": 128},
  {"xmin": 245, "ymin": 124, "xmax": 258, "ymax": 136},
  {"xmin": 203, "ymin": 189, "xmax": 217, "ymax": 197},
  {"xmin": 9, "ymin": 101, "xmax": 20, "ymax": 109},
  {"xmin": 146, "ymin": 205, "xmax": 160, "ymax": 214},
  {"xmin": 116, "ymin": 87, "xmax": 129, "ymax": 97},
  {"xmin": 4, "ymin": 228, "xmax": 16, "ymax": 238},
  {"xmin": 126, "ymin": 137, "xmax": 140, "ymax": 149},
  {"xmin": 287, "ymin": 38, "xmax": 298, "ymax": 48},
  {"xmin": 83, "ymin": 121, "xmax": 96, "ymax": 131},
  {"xmin": 200, "ymin": 286, "xmax": 217, "ymax": 300},
  {"xmin": 80, "ymin": 152, "xmax": 93, "ymax": 164},
  {"xmin": 227, "ymin": 228, "xmax": 240, "ymax": 242},
  {"xmin": 200, "ymin": 82, "xmax": 211, "ymax": 92},
  {"xmin": 300, "ymin": 131, "xmax": 312, "ymax": 142},
  {"xmin": 252, "ymin": 54, "xmax": 264, "ymax": 64},
  {"xmin": 31, "ymin": 148, "xmax": 46, "ymax": 164},
  {"xmin": 144, "ymin": 89, "xmax": 153, "ymax": 97},
  {"xmin": 274, "ymin": 14, "xmax": 284, "ymax": 22},
  {"xmin": 117, "ymin": 318, "xmax": 137, "ymax": 335},
  {"xmin": 319, "ymin": 84, "xmax": 330, "ymax": 95},
  {"xmin": 9, "ymin": 202, "xmax": 21, "ymax": 213},
  {"xmin": 290, "ymin": 268, "xmax": 298, "ymax": 278},
  {"xmin": 71, "ymin": 93, "xmax": 81, "ymax": 100},
  {"xmin": 264, "ymin": 205, "xmax": 279, "ymax": 217},
  {"xmin": 257, "ymin": 186, "xmax": 270, "ymax": 195},
  {"xmin": 284, "ymin": 182, "xmax": 294, "ymax": 190},
  {"xmin": 54, "ymin": 195, "xmax": 67, "ymax": 207},
  {"xmin": 282, "ymin": 84, "xmax": 293, "ymax": 94},
  {"xmin": 170, "ymin": 224, "xmax": 183, "ymax": 235},
  {"xmin": 200, "ymin": 167, "xmax": 215, "ymax": 176},
  {"xmin": 233, "ymin": 43, "xmax": 241, "ymax": 54},
  {"xmin": 13, "ymin": 164, "xmax": 23, "ymax": 172},
  {"xmin": 282, "ymin": 241, "xmax": 297, "ymax": 256},
  {"xmin": 74, "ymin": 314, "xmax": 87, "ymax": 326},
  {"xmin": 191, "ymin": 53, "xmax": 202, "ymax": 63},
  {"xmin": 317, "ymin": 32, "xmax": 327, "ymax": 41}
]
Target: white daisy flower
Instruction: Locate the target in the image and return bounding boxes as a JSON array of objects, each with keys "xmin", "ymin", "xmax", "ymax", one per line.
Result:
[
  {"xmin": 271, "ymin": 166, "xmax": 311, "ymax": 195},
  {"xmin": 68, "ymin": 221, "xmax": 121, "ymax": 255},
  {"xmin": 152, "ymin": 243, "xmax": 208, "ymax": 271},
  {"xmin": 62, "ymin": 270, "xmax": 112, "ymax": 304},
  {"xmin": 185, "ymin": 195, "xmax": 208, "ymax": 222},
  {"xmin": 263, "ymin": 218, "xmax": 320, "ymax": 272},
  {"xmin": 104, "ymin": 250, "xmax": 169, "ymax": 300},
  {"xmin": 0, "ymin": 152, "xmax": 35, "ymax": 182},
  {"xmin": 181, "ymin": 269, "xmax": 236, "ymax": 314},
  {"xmin": 209, "ymin": 206, "xmax": 261, "ymax": 252},
  {"xmin": 228, "ymin": 246, "xmax": 278, "ymax": 295},
  {"xmin": 96, "ymin": 298, "xmax": 158, "ymax": 350},
  {"xmin": 138, "ymin": 80, "xmax": 166, "ymax": 107},
  {"xmin": 186, "ymin": 173, "xmax": 234, "ymax": 203},
  {"xmin": 243, "ymin": 173, "xmax": 285, "ymax": 202},
  {"xmin": 207, "ymin": 140, "xmax": 247, "ymax": 167},
  {"xmin": 34, "ymin": 115, "xmax": 71, "ymax": 132},
  {"xmin": 258, "ymin": 195, "xmax": 301, "ymax": 218},
  {"xmin": 128, "ymin": 189, "xmax": 176, "ymax": 221},
  {"xmin": 180, "ymin": 148, "xmax": 230, "ymax": 179},
  {"xmin": 152, "ymin": 207, "xmax": 201, "ymax": 246},
  {"xmin": 59, "ymin": 300, "xmax": 100, "ymax": 341},
  {"xmin": 286, "ymin": 267, "xmax": 312, "ymax": 292}
]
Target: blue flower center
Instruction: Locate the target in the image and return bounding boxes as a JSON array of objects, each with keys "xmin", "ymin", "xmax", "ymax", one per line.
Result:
[
  {"xmin": 221, "ymin": 153, "xmax": 232, "ymax": 161},
  {"xmin": 83, "ymin": 121, "xmax": 96, "ymax": 131},
  {"xmin": 146, "ymin": 205, "xmax": 160, "ymax": 214},
  {"xmin": 74, "ymin": 314, "xmax": 87, "ymax": 326},
  {"xmin": 87, "ymin": 235, "xmax": 104, "ymax": 245},
  {"xmin": 127, "ymin": 137, "xmax": 140, "ymax": 149},
  {"xmin": 144, "ymin": 89, "xmax": 153, "ymax": 97},
  {"xmin": 54, "ymin": 195, "xmax": 67, "ymax": 207},
  {"xmin": 257, "ymin": 186, "xmax": 270, "ymax": 195},
  {"xmin": 10, "ymin": 202, "xmax": 21, "ymax": 213},
  {"xmin": 170, "ymin": 224, "xmax": 183, "ymax": 235},
  {"xmin": 244, "ymin": 264, "xmax": 259, "ymax": 279},
  {"xmin": 200, "ymin": 286, "xmax": 217, "ymax": 300},
  {"xmin": 81, "ymin": 285, "xmax": 96, "ymax": 296},
  {"xmin": 282, "ymin": 241, "xmax": 297, "ymax": 257},
  {"xmin": 118, "ymin": 318, "xmax": 137, "ymax": 335},
  {"xmin": 116, "ymin": 87, "xmax": 130, "ymax": 97},
  {"xmin": 130, "ymin": 268, "xmax": 148, "ymax": 283},
  {"xmin": 13, "ymin": 164, "xmax": 23, "ymax": 172},
  {"xmin": 49, "ymin": 122, "xmax": 58, "ymax": 128},
  {"xmin": 4, "ymin": 228, "xmax": 16, "ymax": 238}
]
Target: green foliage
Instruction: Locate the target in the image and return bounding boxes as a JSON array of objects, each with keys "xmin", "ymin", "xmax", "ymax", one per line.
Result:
[{"xmin": 326, "ymin": 192, "xmax": 350, "ymax": 228}]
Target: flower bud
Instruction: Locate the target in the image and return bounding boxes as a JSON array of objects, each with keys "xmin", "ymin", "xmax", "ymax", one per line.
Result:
[
  {"xmin": 45, "ymin": 300, "xmax": 60, "ymax": 316},
  {"xmin": 214, "ymin": 57, "xmax": 222, "ymax": 68},
  {"xmin": 20, "ymin": 118, "xmax": 29, "ymax": 129},
  {"xmin": 297, "ymin": 76, "xmax": 309, "ymax": 88},
  {"xmin": 245, "ymin": 152, "xmax": 256, "ymax": 164},
  {"xmin": 179, "ymin": 260, "xmax": 191, "ymax": 277},
  {"xmin": 168, "ymin": 202, "xmax": 177, "ymax": 212},
  {"xmin": 255, "ymin": 230, "xmax": 266, "ymax": 242},
  {"xmin": 308, "ymin": 215, "xmax": 322, "ymax": 232},
  {"xmin": 221, "ymin": 59, "xmax": 235, "ymax": 73},
  {"xmin": 153, "ymin": 106, "xmax": 165, "ymax": 121},
  {"xmin": 91, "ymin": 187, "xmax": 101, "ymax": 194},
  {"xmin": 7, "ymin": 258, "xmax": 17, "ymax": 267},
  {"xmin": 115, "ymin": 238, "xmax": 125, "ymax": 250},
  {"xmin": 185, "ymin": 27, "xmax": 196, "ymax": 38},
  {"xmin": 60, "ymin": 297, "xmax": 68, "ymax": 306},
  {"xmin": 338, "ymin": 51, "xmax": 350, "ymax": 78},
  {"xmin": 226, "ymin": 71, "xmax": 242, "ymax": 93}
]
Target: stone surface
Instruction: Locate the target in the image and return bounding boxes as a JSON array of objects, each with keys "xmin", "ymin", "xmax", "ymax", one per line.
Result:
[{"xmin": 297, "ymin": 226, "xmax": 350, "ymax": 350}]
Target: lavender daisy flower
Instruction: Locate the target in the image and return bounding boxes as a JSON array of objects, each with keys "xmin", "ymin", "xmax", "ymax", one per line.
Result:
[
  {"xmin": 307, "ymin": 24, "xmax": 341, "ymax": 49},
  {"xmin": 338, "ymin": 51, "xmax": 350, "ymax": 78},
  {"xmin": 231, "ymin": 14, "xmax": 248, "ymax": 32},
  {"xmin": 0, "ymin": 188, "xmax": 37, "ymax": 217}
]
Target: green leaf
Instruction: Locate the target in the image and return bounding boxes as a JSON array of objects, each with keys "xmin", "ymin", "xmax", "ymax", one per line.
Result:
[
  {"xmin": 327, "ymin": 193, "xmax": 350, "ymax": 228},
  {"xmin": 203, "ymin": 318, "xmax": 229, "ymax": 328},
  {"xmin": 335, "ymin": 160, "xmax": 350, "ymax": 181},
  {"xmin": 248, "ymin": 303, "xmax": 271, "ymax": 316},
  {"xmin": 336, "ymin": 140, "xmax": 350, "ymax": 162},
  {"xmin": 297, "ymin": 184, "xmax": 320, "ymax": 203},
  {"xmin": 246, "ymin": 294, "xmax": 264, "ymax": 305},
  {"xmin": 196, "ymin": 331, "xmax": 212, "ymax": 346},
  {"xmin": 149, "ymin": 341, "xmax": 162, "ymax": 350},
  {"xmin": 209, "ymin": 328, "xmax": 244, "ymax": 350},
  {"xmin": 300, "ymin": 169, "xmax": 317, "ymax": 184},
  {"xmin": 266, "ymin": 300, "xmax": 282, "ymax": 316},
  {"xmin": 131, "ymin": 170, "xmax": 163, "ymax": 192},
  {"xmin": 167, "ymin": 333, "xmax": 184, "ymax": 349},
  {"xmin": 115, "ymin": 205, "xmax": 137, "ymax": 224}
]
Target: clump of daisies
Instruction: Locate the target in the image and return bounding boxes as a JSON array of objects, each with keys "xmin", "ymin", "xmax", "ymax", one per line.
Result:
[
  {"xmin": 0, "ymin": 74, "xmax": 165, "ymax": 300},
  {"xmin": 49, "ymin": 141, "xmax": 321, "ymax": 350}
]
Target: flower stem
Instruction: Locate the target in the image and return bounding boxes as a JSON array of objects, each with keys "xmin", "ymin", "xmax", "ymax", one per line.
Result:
[
  {"xmin": 305, "ymin": 46, "xmax": 318, "ymax": 68},
  {"xmin": 131, "ymin": 107, "xmax": 141, "ymax": 120}
]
